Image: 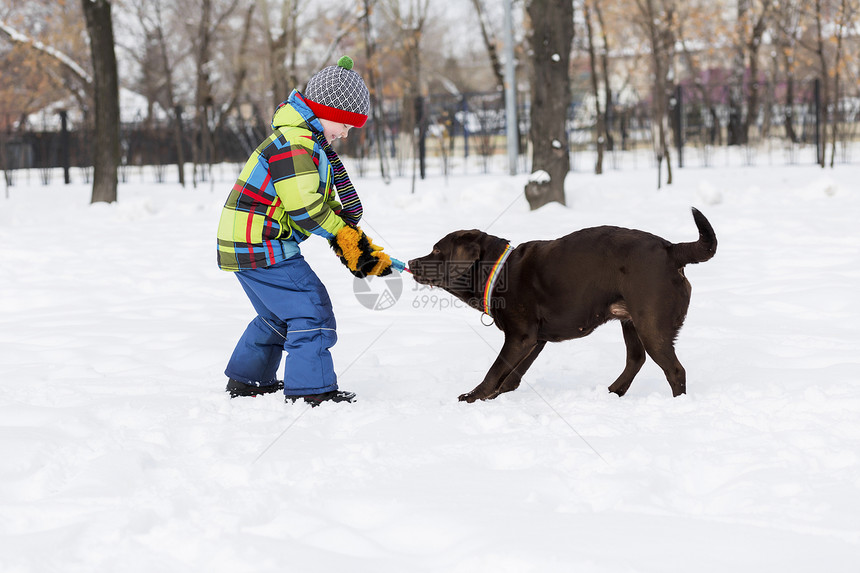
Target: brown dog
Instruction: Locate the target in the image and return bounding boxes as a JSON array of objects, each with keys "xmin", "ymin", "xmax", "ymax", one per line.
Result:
[{"xmin": 408, "ymin": 208, "xmax": 717, "ymax": 402}]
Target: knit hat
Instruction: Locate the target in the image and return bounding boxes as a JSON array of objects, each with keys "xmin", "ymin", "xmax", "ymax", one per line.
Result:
[{"xmin": 304, "ymin": 56, "xmax": 370, "ymax": 128}]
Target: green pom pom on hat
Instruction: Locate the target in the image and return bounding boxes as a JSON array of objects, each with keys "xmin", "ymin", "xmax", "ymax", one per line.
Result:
[{"xmin": 337, "ymin": 55, "xmax": 354, "ymax": 70}]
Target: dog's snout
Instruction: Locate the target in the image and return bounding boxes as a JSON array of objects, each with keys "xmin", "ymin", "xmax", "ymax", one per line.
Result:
[{"xmin": 408, "ymin": 257, "xmax": 439, "ymax": 286}]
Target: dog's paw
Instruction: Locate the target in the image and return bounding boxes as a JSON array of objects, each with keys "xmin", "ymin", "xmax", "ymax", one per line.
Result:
[
  {"xmin": 458, "ymin": 392, "xmax": 480, "ymax": 403},
  {"xmin": 607, "ymin": 385, "xmax": 628, "ymax": 397}
]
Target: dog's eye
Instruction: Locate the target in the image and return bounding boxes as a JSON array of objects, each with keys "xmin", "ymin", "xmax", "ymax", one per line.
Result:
[{"xmin": 432, "ymin": 248, "xmax": 441, "ymax": 255}]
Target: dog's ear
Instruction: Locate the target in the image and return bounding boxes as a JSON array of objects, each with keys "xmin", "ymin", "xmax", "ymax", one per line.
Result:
[
  {"xmin": 454, "ymin": 230, "xmax": 486, "ymax": 261},
  {"xmin": 452, "ymin": 241, "xmax": 481, "ymax": 264},
  {"xmin": 443, "ymin": 233, "xmax": 482, "ymax": 281},
  {"xmin": 460, "ymin": 229, "xmax": 507, "ymax": 256}
]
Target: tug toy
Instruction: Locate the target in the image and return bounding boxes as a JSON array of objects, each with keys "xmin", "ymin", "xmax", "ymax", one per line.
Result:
[{"xmin": 390, "ymin": 258, "xmax": 410, "ymax": 273}]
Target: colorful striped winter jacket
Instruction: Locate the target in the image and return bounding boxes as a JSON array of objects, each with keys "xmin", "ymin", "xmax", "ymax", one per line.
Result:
[{"xmin": 216, "ymin": 91, "xmax": 345, "ymax": 271}]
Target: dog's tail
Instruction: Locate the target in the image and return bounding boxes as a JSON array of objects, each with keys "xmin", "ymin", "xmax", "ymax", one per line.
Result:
[{"xmin": 669, "ymin": 207, "xmax": 717, "ymax": 266}]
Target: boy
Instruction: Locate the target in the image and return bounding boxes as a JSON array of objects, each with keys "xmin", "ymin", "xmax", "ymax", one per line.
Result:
[{"xmin": 217, "ymin": 56, "xmax": 395, "ymax": 406}]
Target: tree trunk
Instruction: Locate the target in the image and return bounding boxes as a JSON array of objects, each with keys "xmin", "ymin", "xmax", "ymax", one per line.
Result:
[
  {"xmin": 192, "ymin": 0, "xmax": 214, "ymax": 186},
  {"xmin": 81, "ymin": 0, "xmax": 120, "ymax": 204},
  {"xmin": 829, "ymin": 0, "xmax": 849, "ymax": 168},
  {"xmin": 471, "ymin": 0, "xmax": 525, "ymax": 167},
  {"xmin": 594, "ymin": 1, "xmax": 614, "ymax": 152},
  {"xmin": 814, "ymin": 0, "xmax": 829, "ymax": 168},
  {"xmin": 729, "ymin": 0, "xmax": 749, "ymax": 146},
  {"xmin": 524, "ymin": 0, "xmax": 573, "ymax": 210},
  {"xmin": 781, "ymin": 47, "xmax": 798, "ymax": 143},
  {"xmin": 640, "ymin": 0, "xmax": 673, "ymax": 186},
  {"xmin": 402, "ymin": 27, "xmax": 423, "ymax": 182},
  {"xmin": 471, "ymin": 0, "xmax": 506, "ymax": 92},
  {"xmin": 584, "ymin": 0, "xmax": 604, "ymax": 175},
  {"xmin": 741, "ymin": 3, "xmax": 772, "ymax": 144},
  {"xmin": 362, "ymin": 0, "xmax": 390, "ymax": 184},
  {"xmin": 215, "ymin": 2, "xmax": 257, "ymax": 134},
  {"xmin": 775, "ymin": 0, "xmax": 800, "ymax": 145},
  {"xmin": 259, "ymin": 0, "xmax": 300, "ymax": 108},
  {"xmin": 153, "ymin": 3, "xmax": 186, "ymax": 187}
]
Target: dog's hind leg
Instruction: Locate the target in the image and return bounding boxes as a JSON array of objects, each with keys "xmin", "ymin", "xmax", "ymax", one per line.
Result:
[
  {"xmin": 497, "ymin": 341, "xmax": 547, "ymax": 396},
  {"xmin": 608, "ymin": 320, "xmax": 646, "ymax": 396},
  {"xmin": 636, "ymin": 326, "xmax": 687, "ymax": 397}
]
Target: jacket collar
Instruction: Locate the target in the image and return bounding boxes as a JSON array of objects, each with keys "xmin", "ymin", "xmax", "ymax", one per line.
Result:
[{"xmin": 271, "ymin": 90, "xmax": 324, "ymax": 135}]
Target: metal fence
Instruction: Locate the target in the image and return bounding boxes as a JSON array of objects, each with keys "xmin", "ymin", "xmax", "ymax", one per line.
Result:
[
  {"xmin": 2, "ymin": 79, "xmax": 858, "ymax": 186},
  {"xmin": 569, "ymin": 79, "xmax": 859, "ymax": 169}
]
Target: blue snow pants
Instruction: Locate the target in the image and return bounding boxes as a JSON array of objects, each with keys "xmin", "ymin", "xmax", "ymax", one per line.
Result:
[{"xmin": 225, "ymin": 255, "xmax": 338, "ymax": 396}]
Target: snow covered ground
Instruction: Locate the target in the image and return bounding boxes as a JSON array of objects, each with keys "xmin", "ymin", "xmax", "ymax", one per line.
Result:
[{"xmin": 1, "ymin": 153, "xmax": 859, "ymax": 572}]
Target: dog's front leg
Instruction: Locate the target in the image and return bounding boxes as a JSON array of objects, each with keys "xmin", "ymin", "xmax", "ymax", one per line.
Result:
[
  {"xmin": 497, "ymin": 340, "xmax": 547, "ymax": 396},
  {"xmin": 459, "ymin": 338, "xmax": 536, "ymax": 403}
]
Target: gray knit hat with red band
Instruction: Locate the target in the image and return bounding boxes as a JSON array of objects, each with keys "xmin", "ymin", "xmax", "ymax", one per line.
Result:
[{"xmin": 304, "ymin": 56, "xmax": 370, "ymax": 128}]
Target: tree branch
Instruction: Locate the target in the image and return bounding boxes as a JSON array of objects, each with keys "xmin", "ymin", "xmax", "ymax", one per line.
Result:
[{"xmin": 0, "ymin": 19, "xmax": 92, "ymax": 88}]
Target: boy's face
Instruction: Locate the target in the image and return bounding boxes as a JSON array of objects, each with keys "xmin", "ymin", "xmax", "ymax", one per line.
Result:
[{"xmin": 319, "ymin": 119, "xmax": 354, "ymax": 144}]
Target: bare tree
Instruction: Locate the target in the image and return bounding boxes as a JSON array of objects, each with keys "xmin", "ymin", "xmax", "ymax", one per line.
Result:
[
  {"xmin": 382, "ymin": 0, "xmax": 431, "ymax": 182},
  {"xmin": 361, "ymin": 0, "xmax": 391, "ymax": 184},
  {"xmin": 744, "ymin": 1, "xmax": 774, "ymax": 144},
  {"xmin": 677, "ymin": 18, "xmax": 715, "ymax": 148},
  {"xmin": 674, "ymin": 0, "xmax": 732, "ymax": 150},
  {"xmin": 524, "ymin": 0, "xmax": 574, "ymax": 209},
  {"xmin": 128, "ymin": 0, "xmax": 250, "ymax": 186},
  {"xmin": 728, "ymin": 0, "xmax": 775, "ymax": 145},
  {"xmin": 192, "ymin": 0, "xmax": 215, "ymax": 185},
  {"xmin": 0, "ymin": 14, "xmax": 91, "ymax": 112},
  {"xmin": 81, "ymin": 0, "xmax": 120, "ymax": 203},
  {"xmin": 186, "ymin": 0, "xmax": 242, "ymax": 185},
  {"xmin": 583, "ymin": 0, "xmax": 605, "ymax": 174},
  {"xmin": 313, "ymin": 8, "xmax": 366, "ymax": 72},
  {"xmin": 470, "ymin": 0, "xmax": 506, "ymax": 93},
  {"xmin": 214, "ymin": 2, "xmax": 257, "ymax": 133},
  {"xmin": 257, "ymin": 0, "xmax": 301, "ymax": 108},
  {"xmin": 823, "ymin": 0, "xmax": 858, "ymax": 166},
  {"xmin": 773, "ymin": 0, "xmax": 804, "ymax": 144},
  {"xmin": 632, "ymin": 0, "xmax": 675, "ymax": 187},
  {"xmin": 470, "ymin": 0, "xmax": 525, "ymax": 167},
  {"xmin": 593, "ymin": 1, "xmax": 614, "ymax": 152},
  {"xmin": 812, "ymin": 0, "xmax": 832, "ymax": 166},
  {"xmin": 128, "ymin": 0, "xmax": 188, "ymax": 186},
  {"xmin": 792, "ymin": 0, "xmax": 859, "ymax": 167}
]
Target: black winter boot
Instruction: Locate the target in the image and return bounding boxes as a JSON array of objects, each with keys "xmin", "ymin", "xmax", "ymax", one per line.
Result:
[
  {"xmin": 226, "ymin": 378, "xmax": 284, "ymax": 398},
  {"xmin": 286, "ymin": 390, "xmax": 356, "ymax": 407}
]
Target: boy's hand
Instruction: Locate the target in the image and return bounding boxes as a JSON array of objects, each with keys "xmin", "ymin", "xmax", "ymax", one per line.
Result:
[{"xmin": 329, "ymin": 225, "xmax": 393, "ymax": 278}]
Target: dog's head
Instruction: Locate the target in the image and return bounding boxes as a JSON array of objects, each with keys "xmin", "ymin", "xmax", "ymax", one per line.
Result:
[{"xmin": 409, "ymin": 229, "xmax": 504, "ymax": 290}]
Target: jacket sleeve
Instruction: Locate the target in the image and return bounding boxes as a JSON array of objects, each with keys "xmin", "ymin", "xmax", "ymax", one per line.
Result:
[{"xmin": 270, "ymin": 142, "xmax": 345, "ymax": 240}]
